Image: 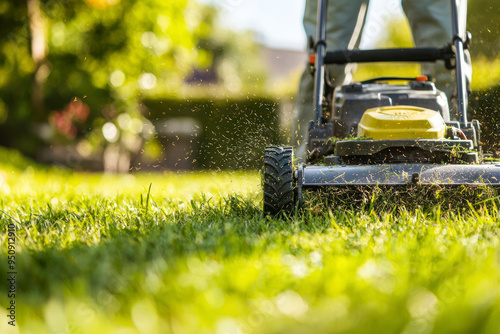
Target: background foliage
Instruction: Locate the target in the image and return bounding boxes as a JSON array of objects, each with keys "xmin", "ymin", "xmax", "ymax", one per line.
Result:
[
  {"xmin": 0, "ymin": 0, "xmax": 498, "ymax": 167},
  {"xmin": 0, "ymin": 0, "xmax": 268, "ymax": 169}
]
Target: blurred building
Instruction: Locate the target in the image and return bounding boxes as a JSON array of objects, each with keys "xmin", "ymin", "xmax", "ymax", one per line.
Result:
[{"xmin": 260, "ymin": 47, "xmax": 307, "ymax": 82}]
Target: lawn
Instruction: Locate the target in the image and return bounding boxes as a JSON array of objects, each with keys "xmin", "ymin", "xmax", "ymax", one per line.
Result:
[{"xmin": 1, "ymin": 149, "xmax": 500, "ymax": 334}]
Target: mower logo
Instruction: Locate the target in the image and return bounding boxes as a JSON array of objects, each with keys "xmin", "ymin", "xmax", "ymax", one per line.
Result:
[{"xmin": 379, "ymin": 110, "xmax": 411, "ymax": 120}]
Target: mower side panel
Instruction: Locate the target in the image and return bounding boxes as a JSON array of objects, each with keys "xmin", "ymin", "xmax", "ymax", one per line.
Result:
[{"xmin": 299, "ymin": 163, "xmax": 500, "ymax": 187}]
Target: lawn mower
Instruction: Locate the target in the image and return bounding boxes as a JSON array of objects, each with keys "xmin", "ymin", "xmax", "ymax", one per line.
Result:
[{"xmin": 263, "ymin": 0, "xmax": 500, "ymax": 216}]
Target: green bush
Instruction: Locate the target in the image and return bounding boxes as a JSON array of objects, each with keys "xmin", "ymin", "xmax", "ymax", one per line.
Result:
[{"xmin": 143, "ymin": 97, "xmax": 282, "ymax": 170}]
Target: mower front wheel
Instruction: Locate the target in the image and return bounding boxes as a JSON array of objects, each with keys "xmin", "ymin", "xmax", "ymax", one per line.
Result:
[{"xmin": 263, "ymin": 146, "xmax": 296, "ymax": 217}]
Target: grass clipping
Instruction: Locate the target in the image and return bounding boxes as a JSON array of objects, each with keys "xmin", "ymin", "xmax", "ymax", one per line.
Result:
[{"xmin": 303, "ymin": 185, "xmax": 500, "ymax": 214}]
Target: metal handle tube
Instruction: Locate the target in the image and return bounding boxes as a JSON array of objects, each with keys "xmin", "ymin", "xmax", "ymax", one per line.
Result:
[
  {"xmin": 451, "ymin": 0, "xmax": 468, "ymax": 126},
  {"xmin": 313, "ymin": 0, "xmax": 327, "ymax": 127}
]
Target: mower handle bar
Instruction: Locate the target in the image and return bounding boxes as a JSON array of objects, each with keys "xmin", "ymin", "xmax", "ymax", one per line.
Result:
[
  {"xmin": 312, "ymin": 0, "xmax": 469, "ymax": 128},
  {"xmin": 324, "ymin": 46, "xmax": 454, "ymax": 65}
]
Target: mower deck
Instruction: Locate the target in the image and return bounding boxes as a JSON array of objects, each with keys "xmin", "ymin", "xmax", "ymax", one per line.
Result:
[{"xmin": 298, "ymin": 162, "xmax": 500, "ymax": 196}]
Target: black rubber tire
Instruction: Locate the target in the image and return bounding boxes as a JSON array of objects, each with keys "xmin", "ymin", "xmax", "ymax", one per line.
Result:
[{"xmin": 263, "ymin": 146, "xmax": 295, "ymax": 217}]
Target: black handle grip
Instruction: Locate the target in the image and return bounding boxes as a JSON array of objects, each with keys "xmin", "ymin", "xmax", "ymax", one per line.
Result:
[{"xmin": 324, "ymin": 47, "xmax": 454, "ymax": 65}]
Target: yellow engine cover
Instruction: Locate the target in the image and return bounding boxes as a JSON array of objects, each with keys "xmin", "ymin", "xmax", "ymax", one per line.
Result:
[{"xmin": 357, "ymin": 106, "xmax": 446, "ymax": 140}]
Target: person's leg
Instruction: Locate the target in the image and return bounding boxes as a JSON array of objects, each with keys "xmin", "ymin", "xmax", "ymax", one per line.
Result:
[
  {"xmin": 294, "ymin": 0, "xmax": 368, "ymax": 161},
  {"xmin": 402, "ymin": 0, "xmax": 471, "ymax": 120},
  {"xmin": 402, "ymin": 0, "xmax": 452, "ymax": 95},
  {"xmin": 294, "ymin": 66, "xmax": 315, "ymax": 161}
]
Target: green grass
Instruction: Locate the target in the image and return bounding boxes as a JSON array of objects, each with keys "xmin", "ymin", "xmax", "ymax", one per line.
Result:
[{"xmin": 1, "ymin": 151, "xmax": 500, "ymax": 333}]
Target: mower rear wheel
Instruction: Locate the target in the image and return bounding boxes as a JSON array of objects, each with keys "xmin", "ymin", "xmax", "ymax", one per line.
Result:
[{"xmin": 263, "ymin": 146, "xmax": 295, "ymax": 217}]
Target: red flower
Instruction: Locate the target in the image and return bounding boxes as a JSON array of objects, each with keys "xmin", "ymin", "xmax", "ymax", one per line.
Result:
[
  {"xmin": 67, "ymin": 99, "xmax": 90, "ymax": 122},
  {"xmin": 50, "ymin": 98, "xmax": 91, "ymax": 140}
]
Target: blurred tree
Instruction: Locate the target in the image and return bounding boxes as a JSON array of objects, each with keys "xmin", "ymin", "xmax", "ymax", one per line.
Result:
[
  {"xmin": 27, "ymin": 0, "xmax": 48, "ymax": 121},
  {"xmin": 0, "ymin": 0, "xmax": 198, "ymax": 167},
  {"xmin": 0, "ymin": 1, "xmax": 35, "ymax": 151},
  {"xmin": 0, "ymin": 0, "xmax": 268, "ymax": 171},
  {"xmin": 170, "ymin": 3, "xmax": 267, "ymax": 95},
  {"xmin": 44, "ymin": 0, "xmax": 200, "ymax": 171}
]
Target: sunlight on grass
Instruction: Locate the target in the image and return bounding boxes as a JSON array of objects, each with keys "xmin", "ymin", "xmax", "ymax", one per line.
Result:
[{"xmin": 1, "ymin": 168, "xmax": 261, "ymax": 201}]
